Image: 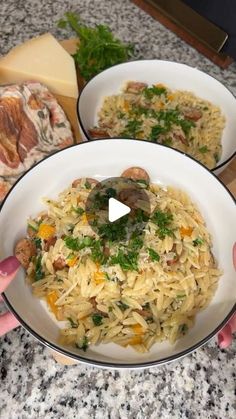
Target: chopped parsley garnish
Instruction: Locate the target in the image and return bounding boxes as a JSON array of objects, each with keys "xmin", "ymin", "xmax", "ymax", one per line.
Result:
[
  {"xmin": 122, "ymin": 119, "xmax": 142, "ymax": 137},
  {"xmin": 92, "ymin": 187, "xmax": 116, "ymax": 209},
  {"xmin": 179, "ymin": 324, "xmax": 188, "ymax": 334},
  {"xmin": 135, "ymin": 208, "xmax": 149, "ymax": 223},
  {"xmin": 92, "ymin": 313, "xmax": 103, "ymax": 326},
  {"xmin": 149, "ymin": 125, "xmax": 166, "ymax": 141},
  {"xmin": 110, "ymin": 249, "xmax": 139, "ymax": 271},
  {"xmin": 176, "ymin": 294, "xmax": 186, "ymax": 299},
  {"xmin": 90, "ymin": 240, "xmax": 107, "ymax": 264},
  {"xmin": 152, "ymin": 210, "xmax": 174, "ymax": 239},
  {"xmin": 35, "ymin": 255, "xmax": 44, "ymax": 281},
  {"xmin": 178, "ymin": 118, "xmax": 195, "ymax": 136},
  {"xmin": 105, "ymin": 187, "xmax": 117, "ymax": 198},
  {"xmin": 143, "ymin": 85, "xmax": 167, "ymax": 99},
  {"xmin": 130, "ymin": 234, "xmax": 144, "ymax": 251},
  {"xmin": 117, "ymin": 111, "xmax": 125, "ymax": 119},
  {"xmin": 98, "ymin": 216, "xmax": 128, "ymax": 242},
  {"xmin": 73, "ymin": 207, "xmax": 85, "ymax": 215},
  {"xmin": 84, "ymin": 180, "xmax": 91, "ymax": 189},
  {"xmin": 193, "ymin": 237, "xmax": 204, "ymax": 247},
  {"xmin": 162, "ymin": 138, "xmax": 172, "ymax": 146},
  {"xmin": 198, "ymin": 146, "xmax": 209, "ymax": 154},
  {"xmin": 27, "ymin": 222, "xmax": 38, "ymax": 232},
  {"xmin": 148, "ymin": 248, "xmax": 160, "ymax": 261},
  {"xmin": 214, "ymin": 152, "xmax": 220, "ymax": 163},
  {"xmin": 33, "ymin": 237, "xmax": 42, "ymax": 250},
  {"xmin": 64, "ymin": 235, "xmax": 95, "ymax": 251},
  {"xmin": 68, "ymin": 317, "xmax": 78, "ymax": 328},
  {"xmin": 117, "ymin": 301, "xmax": 129, "ymax": 311},
  {"xmin": 136, "ymin": 179, "xmax": 149, "ymax": 188},
  {"xmin": 76, "ymin": 336, "xmax": 89, "ymax": 352}
]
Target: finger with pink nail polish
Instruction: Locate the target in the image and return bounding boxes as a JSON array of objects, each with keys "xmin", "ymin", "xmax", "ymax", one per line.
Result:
[{"xmin": 0, "ymin": 256, "xmax": 20, "ymax": 294}]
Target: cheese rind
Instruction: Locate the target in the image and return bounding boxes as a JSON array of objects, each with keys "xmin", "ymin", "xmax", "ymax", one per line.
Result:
[{"xmin": 0, "ymin": 33, "xmax": 78, "ymax": 98}]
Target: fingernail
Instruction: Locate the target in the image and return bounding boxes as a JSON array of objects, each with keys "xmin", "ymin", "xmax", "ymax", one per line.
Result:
[{"xmin": 0, "ymin": 256, "xmax": 20, "ymax": 277}]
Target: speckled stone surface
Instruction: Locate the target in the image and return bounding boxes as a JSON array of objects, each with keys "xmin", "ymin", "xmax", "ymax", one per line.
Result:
[{"xmin": 0, "ymin": 1, "xmax": 235, "ymax": 418}]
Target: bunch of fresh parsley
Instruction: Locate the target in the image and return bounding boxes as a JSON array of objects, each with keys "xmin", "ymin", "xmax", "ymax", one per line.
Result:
[{"xmin": 58, "ymin": 12, "xmax": 134, "ymax": 80}]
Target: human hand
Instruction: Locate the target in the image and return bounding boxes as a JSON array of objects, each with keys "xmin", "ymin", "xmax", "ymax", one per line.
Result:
[
  {"xmin": 0, "ymin": 256, "xmax": 20, "ymax": 336},
  {"xmin": 217, "ymin": 243, "xmax": 236, "ymax": 349}
]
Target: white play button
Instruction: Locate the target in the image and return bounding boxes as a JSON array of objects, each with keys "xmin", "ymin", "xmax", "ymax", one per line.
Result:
[{"xmin": 108, "ymin": 198, "xmax": 131, "ymax": 223}]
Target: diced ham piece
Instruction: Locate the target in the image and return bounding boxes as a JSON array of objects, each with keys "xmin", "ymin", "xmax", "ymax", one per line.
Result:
[
  {"xmin": 15, "ymin": 238, "xmax": 36, "ymax": 269},
  {"xmin": 183, "ymin": 108, "xmax": 202, "ymax": 122},
  {"xmin": 126, "ymin": 82, "xmax": 148, "ymax": 93}
]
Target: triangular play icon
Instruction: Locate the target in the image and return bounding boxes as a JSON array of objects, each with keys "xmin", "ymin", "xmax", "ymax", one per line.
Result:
[{"xmin": 108, "ymin": 198, "xmax": 131, "ymax": 223}]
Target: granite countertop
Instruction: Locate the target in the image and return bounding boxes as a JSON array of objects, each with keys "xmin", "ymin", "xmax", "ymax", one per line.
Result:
[{"xmin": 0, "ymin": 1, "xmax": 235, "ymax": 418}]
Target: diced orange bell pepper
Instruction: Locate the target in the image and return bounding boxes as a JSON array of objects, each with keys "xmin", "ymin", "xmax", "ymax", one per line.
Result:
[
  {"xmin": 123, "ymin": 100, "xmax": 130, "ymax": 112},
  {"xmin": 180, "ymin": 226, "xmax": 193, "ymax": 238},
  {"xmin": 155, "ymin": 83, "xmax": 166, "ymax": 88},
  {"xmin": 94, "ymin": 271, "xmax": 106, "ymax": 284},
  {"xmin": 46, "ymin": 291, "xmax": 58, "ymax": 317},
  {"xmin": 125, "ymin": 336, "xmax": 143, "ymax": 346},
  {"xmin": 81, "ymin": 213, "xmax": 94, "ymax": 225},
  {"xmin": 37, "ymin": 224, "xmax": 55, "ymax": 240},
  {"xmin": 131, "ymin": 324, "xmax": 144, "ymax": 334},
  {"xmin": 67, "ymin": 256, "xmax": 78, "ymax": 267}
]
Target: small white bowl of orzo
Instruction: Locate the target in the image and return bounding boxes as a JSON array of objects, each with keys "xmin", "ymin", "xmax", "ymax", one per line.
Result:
[{"xmin": 77, "ymin": 60, "xmax": 236, "ymax": 175}]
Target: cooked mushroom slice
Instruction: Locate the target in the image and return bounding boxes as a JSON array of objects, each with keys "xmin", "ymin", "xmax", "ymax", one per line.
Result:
[{"xmin": 15, "ymin": 238, "xmax": 36, "ymax": 269}]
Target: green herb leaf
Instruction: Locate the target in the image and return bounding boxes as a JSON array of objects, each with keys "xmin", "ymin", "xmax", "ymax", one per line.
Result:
[
  {"xmin": 122, "ymin": 119, "xmax": 142, "ymax": 138},
  {"xmin": 214, "ymin": 152, "xmax": 220, "ymax": 163},
  {"xmin": 110, "ymin": 249, "xmax": 139, "ymax": 271},
  {"xmin": 199, "ymin": 146, "xmax": 209, "ymax": 154},
  {"xmin": 73, "ymin": 207, "xmax": 85, "ymax": 215},
  {"xmin": 162, "ymin": 138, "xmax": 172, "ymax": 146},
  {"xmin": 129, "ymin": 234, "xmax": 144, "ymax": 251},
  {"xmin": 98, "ymin": 216, "xmax": 128, "ymax": 242},
  {"xmin": 193, "ymin": 237, "xmax": 204, "ymax": 247},
  {"xmin": 64, "ymin": 235, "xmax": 95, "ymax": 251},
  {"xmin": 76, "ymin": 336, "xmax": 89, "ymax": 352},
  {"xmin": 58, "ymin": 12, "xmax": 134, "ymax": 81},
  {"xmin": 33, "ymin": 237, "xmax": 42, "ymax": 250},
  {"xmin": 149, "ymin": 125, "xmax": 166, "ymax": 141},
  {"xmin": 117, "ymin": 301, "xmax": 129, "ymax": 311},
  {"xmin": 92, "ymin": 313, "xmax": 103, "ymax": 326},
  {"xmin": 143, "ymin": 85, "xmax": 167, "ymax": 99},
  {"xmin": 84, "ymin": 180, "xmax": 91, "ymax": 189},
  {"xmin": 68, "ymin": 317, "xmax": 78, "ymax": 328},
  {"xmin": 136, "ymin": 179, "xmax": 149, "ymax": 188},
  {"xmin": 148, "ymin": 248, "xmax": 160, "ymax": 261},
  {"xmin": 27, "ymin": 222, "xmax": 38, "ymax": 232},
  {"xmin": 35, "ymin": 255, "xmax": 44, "ymax": 281},
  {"xmin": 90, "ymin": 240, "xmax": 107, "ymax": 265},
  {"xmin": 179, "ymin": 324, "xmax": 188, "ymax": 334},
  {"xmin": 152, "ymin": 210, "xmax": 174, "ymax": 239},
  {"xmin": 176, "ymin": 294, "xmax": 186, "ymax": 299}
]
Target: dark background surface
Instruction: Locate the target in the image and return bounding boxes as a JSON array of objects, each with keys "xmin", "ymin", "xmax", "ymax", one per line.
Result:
[{"xmin": 183, "ymin": 0, "xmax": 236, "ymax": 58}]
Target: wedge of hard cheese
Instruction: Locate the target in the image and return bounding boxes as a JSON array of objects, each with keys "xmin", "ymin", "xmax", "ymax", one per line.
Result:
[{"xmin": 0, "ymin": 33, "xmax": 78, "ymax": 98}]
